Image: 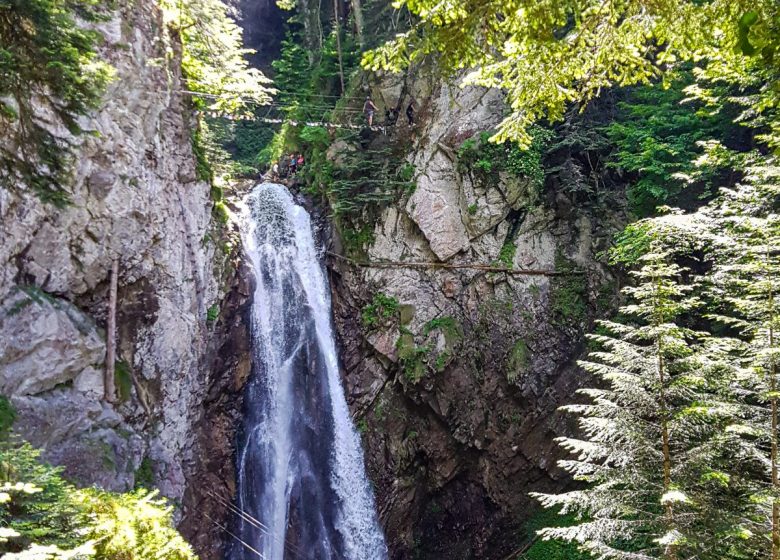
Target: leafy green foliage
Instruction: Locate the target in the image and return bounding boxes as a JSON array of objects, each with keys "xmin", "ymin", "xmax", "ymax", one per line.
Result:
[
  {"xmin": 114, "ymin": 360, "xmax": 132, "ymax": 402},
  {"xmin": 0, "ymin": 398, "xmax": 15, "ymax": 440},
  {"xmin": 605, "ymin": 73, "xmax": 742, "ymax": 216},
  {"xmin": 0, "ymin": 440, "xmax": 195, "ymax": 558},
  {"xmin": 134, "ymin": 457, "xmax": 154, "ymax": 491},
  {"xmin": 498, "ymin": 242, "xmax": 517, "ymax": 267},
  {"xmin": 457, "ymin": 127, "xmax": 552, "ymax": 189},
  {"xmin": 522, "ymin": 507, "xmax": 593, "ymax": 560},
  {"xmin": 550, "ymin": 253, "xmax": 588, "ymax": 325},
  {"xmin": 213, "ymin": 201, "xmax": 230, "ymax": 225},
  {"xmin": 0, "ymin": 0, "xmax": 113, "ymax": 205},
  {"xmin": 160, "ymin": 0, "xmax": 272, "ymax": 116},
  {"xmin": 506, "ymin": 339, "xmax": 529, "ymax": 384},
  {"xmin": 362, "ymin": 293, "xmax": 399, "ymax": 328},
  {"xmin": 364, "ymin": 0, "xmax": 779, "ymax": 149},
  {"xmin": 608, "ymin": 222, "xmax": 655, "ymax": 266},
  {"xmin": 396, "ymin": 332, "xmax": 429, "ymax": 383}
]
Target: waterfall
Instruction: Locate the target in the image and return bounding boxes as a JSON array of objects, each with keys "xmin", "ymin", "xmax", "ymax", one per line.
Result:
[{"xmin": 231, "ymin": 183, "xmax": 388, "ymax": 560}]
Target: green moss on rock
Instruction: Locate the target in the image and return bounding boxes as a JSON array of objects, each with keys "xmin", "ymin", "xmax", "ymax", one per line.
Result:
[{"xmin": 506, "ymin": 339, "xmax": 529, "ymax": 383}]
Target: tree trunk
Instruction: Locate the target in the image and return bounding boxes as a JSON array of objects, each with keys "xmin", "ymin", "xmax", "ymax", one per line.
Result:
[
  {"xmin": 104, "ymin": 258, "xmax": 118, "ymax": 403},
  {"xmin": 333, "ymin": 0, "xmax": 345, "ymax": 94},
  {"xmin": 657, "ymin": 346, "xmax": 676, "ymax": 560},
  {"xmin": 351, "ymin": 0, "xmax": 365, "ymax": 49},
  {"xmin": 655, "ymin": 274, "xmax": 676, "ymax": 560},
  {"xmin": 297, "ymin": 0, "xmax": 322, "ymax": 64},
  {"xmin": 768, "ymin": 248, "xmax": 779, "ymax": 560}
]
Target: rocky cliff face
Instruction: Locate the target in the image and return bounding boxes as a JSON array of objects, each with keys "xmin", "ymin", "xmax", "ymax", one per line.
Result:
[
  {"xmin": 0, "ymin": 0, "xmax": 247, "ymax": 539},
  {"xmin": 327, "ymin": 77, "xmax": 625, "ymax": 558}
]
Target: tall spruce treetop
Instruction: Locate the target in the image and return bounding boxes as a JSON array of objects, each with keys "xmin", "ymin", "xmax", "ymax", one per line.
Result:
[
  {"xmin": 160, "ymin": 0, "xmax": 273, "ymax": 116},
  {"xmin": 532, "ymin": 248, "xmax": 722, "ymax": 559}
]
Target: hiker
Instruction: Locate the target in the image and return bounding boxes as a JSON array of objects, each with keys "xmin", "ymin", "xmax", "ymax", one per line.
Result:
[
  {"xmin": 363, "ymin": 96, "xmax": 378, "ymax": 127},
  {"xmin": 289, "ymin": 153, "xmax": 298, "ymax": 175},
  {"xmin": 297, "ymin": 153, "xmax": 304, "ymax": 169},
  {"xmin": 406, "ymin": 99, "xmax": 416, "ymax": 126},
  {"xmin": 272, "ymin": 162, "xmax": 279, "ymax": 180},
  {"xmin": 279, "ymin": 157, "xmax": 289, "ymax": 178}
]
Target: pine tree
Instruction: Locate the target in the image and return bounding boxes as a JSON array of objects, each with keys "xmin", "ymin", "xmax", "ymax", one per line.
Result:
[
  {"xmin": 0, "ymin": 438, "xmax": 196, "ymax": 559},
  {"xmin": 532, "ymin": 250, "xmax": 716, "ymax": 559},
  {"xmin": 708, "ymin": 159, "xmax": 780, "ymax": 558}
]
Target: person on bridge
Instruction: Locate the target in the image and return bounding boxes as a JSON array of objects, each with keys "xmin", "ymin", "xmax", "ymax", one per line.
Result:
[
  {"xmin": 289, "ymin": 153, "xmax": 297, "ymax": 175},
  {"xmin": 364, "ymin": 96, "xmax": 378, "ymax": 127}
]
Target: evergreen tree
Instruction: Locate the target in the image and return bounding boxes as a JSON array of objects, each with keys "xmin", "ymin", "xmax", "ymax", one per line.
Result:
[
  {"xmin": 0, "ymin": 438, "xmax": 196, "ymax": 559},
  {"xmin": 532, "ymin": 250, "xmax": 717, "ymax": 559},
  {"xmin": 708, "ymin": 159, "xmax": 780, "ymax": 558},
  {"xmin": 605, "ymin": 72, "xmax": 742, "ymax": 216}
]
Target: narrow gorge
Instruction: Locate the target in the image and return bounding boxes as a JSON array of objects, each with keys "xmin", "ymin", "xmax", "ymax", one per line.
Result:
[{"xmin": 1, "ymin": 1, "xmax": 777, "ymax": 560}]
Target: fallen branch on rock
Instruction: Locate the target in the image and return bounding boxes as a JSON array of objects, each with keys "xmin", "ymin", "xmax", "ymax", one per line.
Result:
[{"xmin": 326, "ymin": 252, "xmax": 586, "ymax": 277}]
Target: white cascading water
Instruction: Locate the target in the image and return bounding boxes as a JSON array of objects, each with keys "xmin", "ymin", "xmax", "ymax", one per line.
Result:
[{"xmin": 231, "ymin": 183, "xmax": 387, "ymax": 560}]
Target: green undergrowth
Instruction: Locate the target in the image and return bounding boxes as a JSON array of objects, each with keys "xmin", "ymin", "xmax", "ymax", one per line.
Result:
[
  {"xmin": 0, "ymin": 397, "xmax": 16, "ymax": 439},
  {"xmin": 362, "ymin": 293, "xmax": 400, "ymax": 328},
  {"xmin": 457, "ymin": 126, "xmax": 553, "ymax": 188},
  {"xmin": 396, "ymin": 316, "xmax": 464, "ymax": 382},
  {"xmin": 550, "ymin": 251, "xmax": 588, "ymax": 326},
  {"xmin": 396, "ymin": 331, "xmax": 429, "ymax": 382},
  {"xmin": 498, "ymin": 241, "xmax": 518, "ymax": 267},
  {"xmin": 114, "ymin": 360, "xmax": 133, "ymax": 402},
  {"xmin": 134, "ymin": 457, "xmax": 154, "ymax": 490},
  {"xmin": 519, "ymin": 508, "xmax": 593, "ymax": 560},
  {"xmin": 506, "ymin": 339, "xmax": 529, "ymax": 384},
  {"xmin": 423, "ymin": 316, "xmax": 462, "ymax": 345}
]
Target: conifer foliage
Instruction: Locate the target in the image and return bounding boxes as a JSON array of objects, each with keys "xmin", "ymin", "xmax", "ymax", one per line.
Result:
[
  {"xmin": 532, "ymin": 250, "xmax": 709, "ymax": 559},
  {"xmin": 535, "ymin": 162, "xmax": 780, "ymax": 558},
  {"xmin": 0, "ymin": 438, "xmax": 196, "ymax": 559}
]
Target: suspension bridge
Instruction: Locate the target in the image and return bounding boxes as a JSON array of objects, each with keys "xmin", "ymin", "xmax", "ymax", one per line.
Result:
[{"xmin": 179, "ymin": 88, "xmax": 398, "ymax": 132}]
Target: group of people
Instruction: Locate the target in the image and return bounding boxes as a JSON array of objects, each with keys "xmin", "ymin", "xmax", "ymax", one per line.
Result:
[
  {"xmin": 363, "ymin": 96, "xmax": 415, "ymax": 129},
  {"xmin": 271, "ymin": 152, "xmax": 305, "ymax": 180}
]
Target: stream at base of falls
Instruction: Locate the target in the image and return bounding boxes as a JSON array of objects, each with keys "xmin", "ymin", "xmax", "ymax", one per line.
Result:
[{"xmin": 230, "ymin": 183, "xmax": 388, "ymax": 560}]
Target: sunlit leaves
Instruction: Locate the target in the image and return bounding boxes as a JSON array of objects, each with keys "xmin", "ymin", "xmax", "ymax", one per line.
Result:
[
  {"xmin": 0, "ymin": 440, "xmax": 195, "ymax": 559},
  {"xmin": 159, "ymin": 0, "xmax": 274, "ymax": 117},
  {"xmin": 363, "ymin": 0, "xmax": 779, "ymax": 148}
]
